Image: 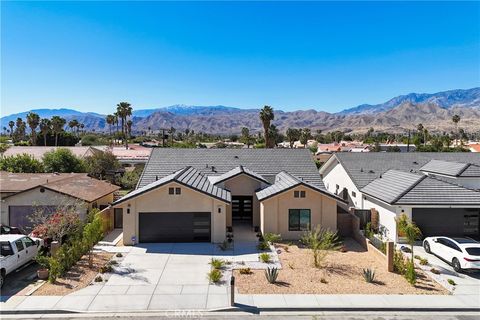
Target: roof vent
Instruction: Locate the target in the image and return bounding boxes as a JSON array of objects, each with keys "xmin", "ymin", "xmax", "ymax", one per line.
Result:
[
  {"xmin": 155, "ymin": 175, "xmax": 158, "ymax": 181},
  {"xmin": 368, "ymin": 170, "xmax": 375, "ymax": 173},
  {"xmin": 379, "ymin": 174, "xmax": 382, "ymax": 178},
  {"xmin": 360, "ymin": 168, "xmax": 363, "ymax": 172},
  {"xmin": 206, "ymin": 164, "xmax": 209, "ymax": 168},
  {"xmin": 234, "ymin": 155, "xmax": 239, "ymax": 159},
  {"xmin": 211, "ymin": 166, "xmax": 216, "ymax": 172},
  {"xmin": 413, "ymin": 161, "xmax": 418, "ymax": 165}
]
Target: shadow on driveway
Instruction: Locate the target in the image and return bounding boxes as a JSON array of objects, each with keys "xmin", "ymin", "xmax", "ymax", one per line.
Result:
[{"xmin": 1, "ymin": 262, "xmax": 39, "ymax": 300}]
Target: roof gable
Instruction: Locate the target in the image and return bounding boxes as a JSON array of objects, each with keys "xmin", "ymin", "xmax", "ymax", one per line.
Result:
[
  {"xmin": 114, "ymin": 166, "xmax": 231, "ymax": 205},
  {"xmin": 210, "ymin": 165, "xmax": 270, "ymax": 185},
  {"xmin": 420, "ymin": 159, "xmax": 469, "ymax": 177},
  {"xmin": 138, "ymin": 148, "xmax": 325, "ymax": 190}
]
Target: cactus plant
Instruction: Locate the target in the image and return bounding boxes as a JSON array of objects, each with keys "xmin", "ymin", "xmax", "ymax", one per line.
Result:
[
  {"xmin": 265, "ymin": 267, "xmax": 279, "ymax": 284},
  {"xmin": 362, "ymin": 268, "xmax": 376, "ymax": 283}
]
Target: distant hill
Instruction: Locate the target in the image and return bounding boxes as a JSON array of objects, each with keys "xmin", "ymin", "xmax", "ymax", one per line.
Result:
[
  {"xmin": 1, "ymin": 88, "xmax": 479, "ymax": 134},
  {"xmin": 339, "ymin": 88, "xmax": 480, "ymax": 115}
]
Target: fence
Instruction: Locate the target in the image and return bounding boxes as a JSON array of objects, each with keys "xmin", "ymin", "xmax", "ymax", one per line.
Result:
[{"xmin": 99, "ymin": 206, "xmax": 114, "ymax": 234}]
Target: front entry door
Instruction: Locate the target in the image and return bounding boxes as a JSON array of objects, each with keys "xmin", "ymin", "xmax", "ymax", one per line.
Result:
[
  {"xmin": 114, "ymin": 208, "xmax": 123, "ymax": 229},
  {"xmin": 232, "ymin": 196, "xmax": 253, "ymax": 220}
]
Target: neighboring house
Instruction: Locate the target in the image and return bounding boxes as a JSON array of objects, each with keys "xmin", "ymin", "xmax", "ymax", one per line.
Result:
[
  {"xmin": 468, "ymin": 143, "xmax": 480, "ymax": 153},
  {"xmin": 112, "ymin": 149, "xmax": 344, "ymax": 245},
  {"xmin": 320, "ymin": 153, "xmax": 480, "ymax": 241},
  {"xmin": 315, "ymin": 141, "xmax": 369, "ymax": 163},
  {"xmin": 377, "ymin": 143, "xmax": 416, "ymax": 152},
  {"xmin": 92, "ymin": 144, "xmax": 152, "ymax": 166},
  {"xmin": 2, "ymin": 146, "xmax": 102, "ymax": 160},
  {"xmin": 0, "ymin": 171, "xmax": 120, "ymax": 231}
]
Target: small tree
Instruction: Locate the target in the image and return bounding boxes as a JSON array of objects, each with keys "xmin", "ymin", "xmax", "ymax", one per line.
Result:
[
  {"xmin": 43, "ymin": 148, "xmax": 86, "ymax": 173},
  {"xmin": 0, "ymin": 153, "xmax": 44, "ymax": 173},
  {"xmin": 82, "ymin": 209, "xmax": 104, "ymax": 266},
  {"xmin": 301, "ymin": 226, "xmax": 342, "ymax": 268},
  {"xmin": 396, "ymin": 214, "xmax": 422, "ymax": 263},
  {"xmin": 84, "ymin": 151, "xmax": 120, "ymax": 180}
]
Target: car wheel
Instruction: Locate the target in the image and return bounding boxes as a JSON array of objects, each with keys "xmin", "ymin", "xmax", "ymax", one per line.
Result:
[
  {"xmin": 423, "ymin": 241, "xmax": 431, "ymax": 254},
  {"xmin": 452, "ymin": 258, "xmax": 462, "ymax": 273}
]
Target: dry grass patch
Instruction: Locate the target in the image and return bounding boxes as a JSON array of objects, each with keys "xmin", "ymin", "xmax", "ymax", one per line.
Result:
[
  {"xmin": 234, "ymin": 239, "xmax": 447, "ymax": 295},
  {"xmin": 33, "ymin": 252, "xmax": 113, "ymax": 296}
]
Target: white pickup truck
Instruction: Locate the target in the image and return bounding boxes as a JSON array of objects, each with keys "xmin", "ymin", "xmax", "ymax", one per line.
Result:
[{"xmin": 0, "ymin": 234, "xmax": 44, "ymax": 288}]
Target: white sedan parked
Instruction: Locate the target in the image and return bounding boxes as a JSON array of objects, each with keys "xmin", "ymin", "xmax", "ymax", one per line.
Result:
[{"xmin": 423, "ymin": 236, "xmax": 480, "ymax": 272}]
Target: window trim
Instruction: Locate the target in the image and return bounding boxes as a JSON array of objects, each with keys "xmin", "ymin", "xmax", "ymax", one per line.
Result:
[
  {"xmin": 175, "ymin": 187, "xmax": 181, "ymax": 195},
  {"xmin": 300, "ymin": 190, "xmax": 306, "ymax": 198},
  {"xmin": 168, "ymin": 187, "xmax": 175, "ymax": 195},
  {"xmin": 288, "ymin": 209, "xmax": 311, "ymax": 231},
  {"xmin": 294, "ymin": 191, "xmax": 300, "ymax": 198}
]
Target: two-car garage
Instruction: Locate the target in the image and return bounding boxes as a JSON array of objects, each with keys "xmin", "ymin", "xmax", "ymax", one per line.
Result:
[
  {"xmin": 413, "ymin": 208, "xmax": 480, "ymax": 238},
  {"xmin": 138, "ymin": 212, "xmax": 211, "ymax": 243}
]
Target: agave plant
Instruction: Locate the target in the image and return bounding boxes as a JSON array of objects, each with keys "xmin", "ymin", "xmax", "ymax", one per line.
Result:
[
  {"xmin": 362, "ymin": 268, "xmax": 375, "ymax": 283},
  {"xmin": 265, "ymin": 267, "xmax": 279, "ymax": 284}
]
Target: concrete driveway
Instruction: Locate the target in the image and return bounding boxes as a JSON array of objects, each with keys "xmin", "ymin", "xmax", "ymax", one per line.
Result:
[{"xmin": 412, "ymin": 244, "xmax": 480, "ymax": 295}]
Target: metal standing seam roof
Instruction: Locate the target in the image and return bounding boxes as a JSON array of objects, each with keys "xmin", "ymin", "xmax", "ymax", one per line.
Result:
[
  {"xmin": 137, "ymin": 148, "xmax": 325, "ymax": 189},
  {"xmin": 360, "ymin": 170, "xmax": 426, "ymax": 204},
  {"xmin": 113, "ymin": 166, "xmax": 231, "ymax": 205},
  {"xmin": 256, "ymin": 171, "xmax": 344, "ymax": 202},
  {"xmin": 419, "ymin": 159, "xmax": 470, "ymax": 177},
  {"xmin": 209, "ymin": 165, "xmax": 270, "ymax": 185},
  {"xmin": 330, "ymin": 153, "xmax": 480, "ymax": 189}
]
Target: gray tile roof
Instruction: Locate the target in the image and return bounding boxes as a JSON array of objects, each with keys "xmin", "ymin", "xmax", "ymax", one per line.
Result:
[
  {"xmin": 419, "ymin": 159, "xmax": 470, "ymax": 177},
  {"xmin": 330, "ymin": 153, "xmax": 480, "ymax": 189},
  {"xmin": 138, "ymin": 148, "xmax": 325, "ymax": 189},
  {"xmin": 209, "ymin": 165, "xmax": 270, "ymax": 185},
  {"xmin": 114, "ymin": 166, "xmax": 231, "ymax": 205},
  {"xmin": 396, "ymin": 177, "xmax": 480, "ymax": 205},
  {"xmin": 256, "ymin": 171, "xmax": 344, "ymax": 202},
  {"xmin": 360, "ymin": 170, "xmax": 426, "ymax": 204}
]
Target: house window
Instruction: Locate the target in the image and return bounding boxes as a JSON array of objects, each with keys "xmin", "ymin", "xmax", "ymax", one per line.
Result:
[
  {"xmin": 168, "ymin": 187, "xmax": 175, "ymax": 195},
  {"xmin": 175, "ymin": 187, "xmax": 181, "ymax": 195},
  {"xmin": 300, "ymin": 191, "xmax": 306, "ymax": 198},
  {"xmin": 294, "ymin": 191, "xmax": 300, "ymax": 198},
  {"xmin": 288, "ymin": 209, "xmax": 311, "ymax": 231},
  {"xmin": 351, "ymin": 191, "xmax": 356, "ymax": 198}
]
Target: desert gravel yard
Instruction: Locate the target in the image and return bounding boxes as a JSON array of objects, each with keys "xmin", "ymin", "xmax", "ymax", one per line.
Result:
[{"xmin": 234, "ymin": 238, "xmax": 447, "ymax": 295}]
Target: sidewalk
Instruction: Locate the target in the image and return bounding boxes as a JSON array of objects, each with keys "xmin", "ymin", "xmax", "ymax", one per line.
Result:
[{"xmin": 2, "ymin": 292, "xmax": 479, "ymax": 313}]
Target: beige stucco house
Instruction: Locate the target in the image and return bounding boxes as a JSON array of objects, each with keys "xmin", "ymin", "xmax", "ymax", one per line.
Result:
[
  {"xmin": 0, "ymin": 171, "xmax": 120, "ymax": 231},
  {"xmin": 112, "ymin": 149, "xmax": 344, "ymax": 245}
]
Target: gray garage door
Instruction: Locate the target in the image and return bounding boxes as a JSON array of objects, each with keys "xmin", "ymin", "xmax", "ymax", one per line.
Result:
[
  {"xmin": 139, "ymin": 212, "xmax": 211, "ymax": 243},
  {"xmin": 413, "ymin": 208, "xmax": 480, "ymax": 238},
  {"xmin": 9, "ymin": 205, "xmax": 57, "ymax": 232}
]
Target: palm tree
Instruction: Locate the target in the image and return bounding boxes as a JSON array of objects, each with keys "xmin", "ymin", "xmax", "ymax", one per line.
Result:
[
  {"xmin": 105, "ymin": 114, "xmax": 115, "ymax": 141},
  {"xmin": 79, "ymin": 123, "xmax": 85, "ymax": 135},
  {"xmin": 50, "ymin": 116, "xmax": 66, "ymax": 146},
  {"xmin": 259, "ymin": 105, "xmax": 274, "ymax": 148},
  {"xmin": 39, "ymin": 118, "xmax": 51, "ymax": 146},
  {"xmin": 14, "ymin": 118, "xmax": 26, "ymax": 141},
  {"xmin": 452, "ymin": 114, "xmax": 460, "ymax": 146},
  {"xmin": 126, "ymin": 120, "xmax": 133, "ymax": 140},
  {"xmin": 286, "ymin": 128, "xmax": 300, "ymax": 148},
  {"xmin": 240, "ymin": 127, "xmax": 253, "ymax": 148},
  {"xmin": 68, "ymin": 119, "xmax": 79, "ymax": 136},
  {"xmin": 8, "ymin": 121, "xmax": 14, "ymax": 138},
  {"xmin": 116, "ymin": 102, "xmax": 132, "ymax": 149},
  {"xmin": 299, "ymin": 128, "xmax": 312, "ymax": 148},
  {"xmin": 26, "ymin": 112, "xmax": 40, "ymax": 145}
]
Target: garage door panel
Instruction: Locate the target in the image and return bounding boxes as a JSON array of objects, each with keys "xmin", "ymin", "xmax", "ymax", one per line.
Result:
[
  {"xmin": 413, "ymin": 208, "xmax": 480, "ymax": 238},
  {"xmin": 139, "ymin": 212, "xmax": 211, "ymax": 243}
]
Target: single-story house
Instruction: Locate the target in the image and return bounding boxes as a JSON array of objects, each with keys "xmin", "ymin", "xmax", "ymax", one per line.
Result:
[
  {"xmin": 112, "ymin": 149, "xmax": 345, "ymax": 245},
  {"xmin": 0, "ymin": 171, "xmax": 120, "ymax": 231},
  {"xmin": 319, "ymin": 153, "xmax": 480, "ymax": 241}
]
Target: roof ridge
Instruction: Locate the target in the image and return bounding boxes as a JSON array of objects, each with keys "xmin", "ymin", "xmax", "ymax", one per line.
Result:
[
  {"xmin": 173, "ymin": 166, "xmax": 193, "ymax": 180},
  {"xmin": 426, "ymin": 174, "xmax": 480, "ymax": 192}
]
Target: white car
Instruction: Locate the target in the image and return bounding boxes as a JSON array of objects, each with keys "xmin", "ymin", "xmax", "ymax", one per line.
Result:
[
  {"xmin": 423, "ymin": 236, "xmax": 480, "ymax": 272},
  {"xmin": 0, "ymin": 234, "xmax": 44, "ymax": 287}
]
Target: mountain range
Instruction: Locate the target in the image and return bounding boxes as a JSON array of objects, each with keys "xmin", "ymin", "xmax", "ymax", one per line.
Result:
[{"xmin": 1, "ymin": 88, "xmax": 479, "ymax": 134}]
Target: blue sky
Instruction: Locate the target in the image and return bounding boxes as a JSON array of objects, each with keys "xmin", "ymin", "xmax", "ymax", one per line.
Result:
[{"xmin": 2, "ymin": 1, "xmax": 479, "ymax": 115}]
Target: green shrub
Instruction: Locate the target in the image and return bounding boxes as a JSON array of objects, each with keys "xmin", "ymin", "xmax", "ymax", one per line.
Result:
[
  {"xmin": 207, "ymin": 269, "xmax": 222, "ymax": 283},
  {"xmin": 43, "ymin": 148, "xmax": 86, "ymax": 173},
  {"xmin": 320, "ymin": 278, "xmax": 328, "ymax": 284},
  {"xmin": 414, "ymin": 255, "xmax": 421, "ymax": 260},
  {"xmin": 419, "ymin": 258, "xmax": 428, "ymax": 266},
  {"xmin": 108, "ymin": 260, "xmax": 118, "ymax": 266},
  {"xmin": 94, "ymin": 276, "xmax": 103, "ymax": 282},
  {"xmin": 447, "ymin": 279, "xmax": 456, "ymax": 286},
  {"xmin": 239, "ymin": 268, "xmax": 252, "ymax": 275},
  {"xmin": 0, "ymin": 153, "xmax": 44, "ymax": 173},
  {"xmin": 301, "ymin": 226, "xmax": 342, "ymax": 268},
  {"xmin": 364, "ymin": 222, "xmax": 374, "ymax": 239},
  {"xmin": 405, "ymin": 261, "xmax": 416, "ymax": 285},
  {"xmin": 99, "ymin": 264, "xmax": 113, "ymax": 274},
  {"xmin": 393, "ymin": 250, "xmax": 406, "ymax": 275},
  {"xmin": 263, "ymin": 233, "xmax": 282, "ymax": 243},
  {"xmin": 210, "ymin": 258, "xmax": 225, "ymax": 270},
  {"xmin": 257, "ymin": 241, "xmax": 270, "ymax": 251},
  {"xmin": 264, "ymin": 267, "xmax": 279, "ymax": 284},
  {"xmin": 116, "ymin": 253, "xmax": 123, "ymax": 258},
  {"xmin": 259, "ymin": 253, "xmax": 271, "ymax": 263},
  {"xmin": 363, "ymin": 268, "xmax": 376, "ymax": 283}
]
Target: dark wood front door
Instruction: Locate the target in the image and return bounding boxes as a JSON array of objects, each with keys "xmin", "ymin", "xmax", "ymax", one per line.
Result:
[{"xmin": 232, "ymin": 196, "xmax": 253, "ymax": 220}]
